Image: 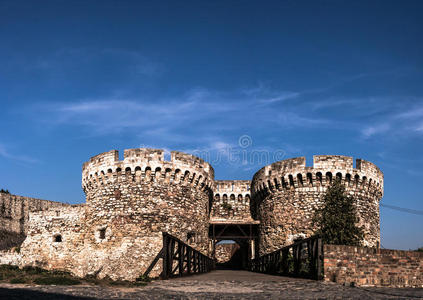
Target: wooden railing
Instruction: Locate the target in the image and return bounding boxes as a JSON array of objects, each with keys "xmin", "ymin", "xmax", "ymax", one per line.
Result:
[
  {"xmin": 249, "ymin": 235, "xmax": 323, "ymax": 280},
  {"xmin": 144, "ymin": 232, "xmax": 215, "ymax": 279}
]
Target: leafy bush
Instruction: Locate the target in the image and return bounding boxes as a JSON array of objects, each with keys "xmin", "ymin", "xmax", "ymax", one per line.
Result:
[{"xmin": 221, "ymin": 202, "xmax": 232, "ymax": 211}]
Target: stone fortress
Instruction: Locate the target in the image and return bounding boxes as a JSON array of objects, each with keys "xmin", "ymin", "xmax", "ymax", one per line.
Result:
[{"xmin": 0, "ymin": 148, "xmax": 384, "ymax": 281}]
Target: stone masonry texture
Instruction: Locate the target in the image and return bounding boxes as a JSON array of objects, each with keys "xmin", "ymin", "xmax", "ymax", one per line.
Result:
[{"xmin": 324, "ymin": 244, "xmax": 423, "ymax": 287}]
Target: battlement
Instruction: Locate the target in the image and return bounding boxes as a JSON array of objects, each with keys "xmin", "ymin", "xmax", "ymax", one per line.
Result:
[
  {"xmin": 214, "ymin": 180, "xmax": 250, "ymax": 196},
  {"xmin": 82, "ymin": 148, "xmax": 214, "ymax": 192},
  {"xmin": 251, "ymin": 155, "xmax": 383, "ymax": 197},
  {"xmin": 211, "ymin": 180, "xmax": 253, "ymax": 222}
]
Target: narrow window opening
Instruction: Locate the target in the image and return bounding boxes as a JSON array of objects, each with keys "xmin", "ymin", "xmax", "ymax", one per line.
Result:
[
  {"xmin": 288, "ymin": 175, "xmax": 294, "ymax": 187},
  {"xmin": 54, "ymin": 234, "xmax": 62, "ymax": 243},
  {"xmin": 307, "ymin": 173, "xmax": 313, "ymax": 186},
  {"xmin": 316, "ymin": 172, "xmax": 323, "ymax": 185},
  {"xmin": 297, "ymin": 174, "xmax": 303, "ymax": 186},
  {"xmin": 326, "ymin": 172, "xmax": 332, "ymax": 184},
  {"xmin": 99, "ymin": 228, "xmax": 106, "ymax": 240}
]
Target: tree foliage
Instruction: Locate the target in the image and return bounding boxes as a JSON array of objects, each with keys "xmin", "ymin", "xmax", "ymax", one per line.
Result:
[
  {"xmin": 0, "ymin": 189, "xmax": 10, "ymax": 194},
  {"xmin": 312, "ymin": 179, "xmax": 364, "ymax": 246}
]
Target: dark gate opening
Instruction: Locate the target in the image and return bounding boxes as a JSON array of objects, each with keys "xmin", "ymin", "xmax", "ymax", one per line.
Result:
[
  {"xmin": 215, "ymin": 240, "xmax": 250, "ymax": 270},
  {"xmin": 209, "ymin": 221, "xmax": 259, "ymax": 270}
]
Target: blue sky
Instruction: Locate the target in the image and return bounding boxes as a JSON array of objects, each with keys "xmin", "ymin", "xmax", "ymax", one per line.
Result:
[{"xmin": 0, "ymin": 0, "xmax": 422, "ymax": 250}]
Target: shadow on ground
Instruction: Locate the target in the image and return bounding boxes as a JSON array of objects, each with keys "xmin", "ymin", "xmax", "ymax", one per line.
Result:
[{"xmin": 0, "ymin": 287, "xmax": 95, "ymax": 300}]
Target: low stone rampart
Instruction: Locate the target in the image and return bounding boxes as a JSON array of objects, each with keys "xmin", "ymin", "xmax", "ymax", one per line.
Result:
[{"xmin": 324, "ymin": 244, "xmax": 423, "ymax": 287}]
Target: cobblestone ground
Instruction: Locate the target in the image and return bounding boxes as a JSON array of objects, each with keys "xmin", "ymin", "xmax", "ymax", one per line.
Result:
[{"xmin": 0, "ymin": 270, "xmax": 422, "ymax": 299}]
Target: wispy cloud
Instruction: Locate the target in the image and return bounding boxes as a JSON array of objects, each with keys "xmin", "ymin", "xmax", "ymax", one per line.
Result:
[
  {"xmin": 395, "ymin": 105, "xmax": 423, "ymax": 133},
  {"xmin": 29, "ymin": 84, "xmax": 423, "ymax": 150},
  {"xmin": 0, "ymin": 144, "xmax": 39, "ymax": 164},
  {"xmin": 276, "ymin": 111, "xmax": 330, "ymax": 127},
  {"xmin": 241, "ymin": 84, "xmax": 300, "ymax": 105},
  {"xmin": 361, "ymin": 123, "xmax": 391, "ymax": 138},
  {"xmin": 32, "ymin": 85, "xmax": 330, "ymax": 137},
  {"xmin": 258, "ymin": 92, "xmax": 300, "ymax": 104}
]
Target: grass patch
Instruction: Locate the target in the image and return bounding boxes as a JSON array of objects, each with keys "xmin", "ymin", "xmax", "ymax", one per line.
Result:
[
  {"xmin": 34, "ymin": 276, "xmax": 81, "ymax": 285},
  {"xmin": 22, "ymin": 266, "xmax": 49, "ymax": 275},
  {"xmin": 136, "ymin": 274, "xmax": 152, "ymax": 283},
  {"xmin": 0, "ymin": 264, "xmax": 151, "ymax": 287},
  {"xmin": 9, "ymin": 277, "xmax": 28, "ymax": 284}
]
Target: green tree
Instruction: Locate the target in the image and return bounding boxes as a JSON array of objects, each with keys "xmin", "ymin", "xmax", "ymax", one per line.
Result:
[{"xmin": 312, "ymin": 179, "xmax": 364, "ymax": 246}]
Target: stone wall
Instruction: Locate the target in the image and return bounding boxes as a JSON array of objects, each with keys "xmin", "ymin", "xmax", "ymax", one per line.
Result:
[
  {"xmin": 251, "ymin": 155, "xmax": 383, "ymax": 255},
  {"xmin": 19, "ymin": 205, "xmax": 86, "ymax": 275},
  {"xmin": 211, "ymin": 180, "xmax": 252, "ymax": 222},
  {"xmin": 18, "ymin": 148, "xmax": 215, "ymax": 281},
  {"xmin": 0, "ymin": 193, "xmax": 68, "ymax": 235},
  {"xmin": 324, "ymin": 244, "xmax": 423, "ymax": 287},
  {"xmin": 215, "ymin": 243, "xmax": 240, "ymax": 263}
]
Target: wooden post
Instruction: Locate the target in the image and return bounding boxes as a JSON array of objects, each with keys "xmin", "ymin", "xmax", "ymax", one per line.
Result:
[
  {"xmin": 317, "ymin": 237, "xmax": 323, "ymax": 280},
  {"xmin": 187, "ymin": 247, "xmax": 191, "ymax": 274},
  {"xmin": 178, "ymin": 242, "xmax": 184, "ymax": 276},
  {"xmin": 170, "ymin": 238, "xmax": 175, "ymax": 277},
  {"xmin": 162, "ymin": 232, "xmax": 169, "ymax": 279}
]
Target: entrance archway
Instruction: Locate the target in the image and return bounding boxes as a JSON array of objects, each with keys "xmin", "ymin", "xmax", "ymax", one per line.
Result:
[
  {"xmin": 215, "ymin": 239, "xmax": 250, "ymax": 269},
  {"xmin": 209, "ymin": 221, "xmax": 259, "ymax": 270}
]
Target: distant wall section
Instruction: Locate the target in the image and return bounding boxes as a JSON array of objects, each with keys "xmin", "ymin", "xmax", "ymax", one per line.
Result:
[
  {"xmin": 211, "ymin": 180, "xmax": 252, "ymax": 222},
  {"xmin": 0, "ymin": 193, "xmax": 68, "ymax": 235}
]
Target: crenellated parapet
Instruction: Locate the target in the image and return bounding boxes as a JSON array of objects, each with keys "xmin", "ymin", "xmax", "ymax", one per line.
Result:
[
  {"xmin": 211, "ymin": 180, "xmax": 252, "ymax": 222},
  {"xmin": 82, "ymin": 148, "xmax": 214, "ymax": 194},
  {"xmin": 251, "ymin": 155, "xmax": 384, "ymax": 254},
  {"xmin": 214, "ymin": 180, "xmax": 251, "ymax": 198},
  {"xmin": 251, "ymin": 155, "xmax": 383, "ymax": 199}
]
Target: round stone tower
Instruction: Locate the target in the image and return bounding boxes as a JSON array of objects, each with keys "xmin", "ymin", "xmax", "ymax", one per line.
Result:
[
  {"xmin": 251, "ymin": 155, "xmax": 383, "ymax": 255},
  {"xmin": 81, "ymin": 148, "xmax": 214, "ymax": 279}
]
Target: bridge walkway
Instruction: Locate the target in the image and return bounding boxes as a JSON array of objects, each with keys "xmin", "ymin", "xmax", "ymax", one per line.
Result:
[{"xmin": 1, "ymin": 270, "xmax": 422, "ymax": 299}]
